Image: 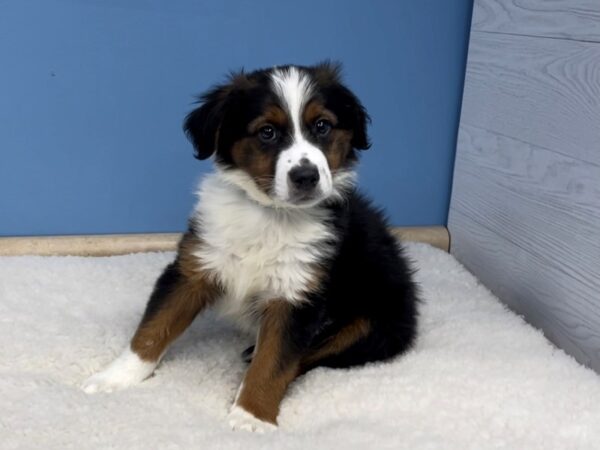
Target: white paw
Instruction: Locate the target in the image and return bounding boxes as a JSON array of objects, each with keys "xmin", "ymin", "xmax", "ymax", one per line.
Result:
[
  {"xmin": 81, "ymin": 348, "xmax": 157, "ymax": 394},
  {"xmin": 228, "ymin": 405, "xmax": 277, "ymax": 433}
]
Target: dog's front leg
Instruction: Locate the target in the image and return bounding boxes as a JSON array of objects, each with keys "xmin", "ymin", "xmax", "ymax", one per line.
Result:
[
  {"xmin": 82, "ymin": 232, "xmax": 220, "ymax": 393},
  {"xmin": 228, "ymin": 300, "xmax": 301, "ymax": 433}
]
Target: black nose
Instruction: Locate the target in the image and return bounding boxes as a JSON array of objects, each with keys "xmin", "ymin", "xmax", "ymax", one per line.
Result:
[{"xmin": 288, "ymin": 163, "xmax": 320, "ymax": 191}]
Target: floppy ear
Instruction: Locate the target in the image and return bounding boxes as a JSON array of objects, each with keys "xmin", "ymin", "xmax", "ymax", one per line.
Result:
[
  {"xmin": 183, "ymin": 85, "xmax": 231, "ymax": 160},
  {"xmin": 347, "ymin": 92, "xmax": 371, "ymax": 151}
]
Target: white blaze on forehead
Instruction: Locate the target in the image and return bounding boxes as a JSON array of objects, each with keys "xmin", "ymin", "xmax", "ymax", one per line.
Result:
[
  {"xmin": 270, "ymin": 66, "xmax": 313, "ymax": 138},
  {"xmin": 270, "ymin": 66, "xmax": 333, "ymax": 203}
]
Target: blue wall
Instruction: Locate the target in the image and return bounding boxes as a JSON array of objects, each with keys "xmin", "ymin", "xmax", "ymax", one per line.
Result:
[{"xmin": 0, "ymin": 0, "xmax": 473, "ymax": 236}]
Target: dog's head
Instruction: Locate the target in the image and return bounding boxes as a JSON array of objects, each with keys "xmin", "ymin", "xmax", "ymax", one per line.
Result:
[{"xmin": 184, "ymin": 62, "xmax": 370, "ymax": 207}]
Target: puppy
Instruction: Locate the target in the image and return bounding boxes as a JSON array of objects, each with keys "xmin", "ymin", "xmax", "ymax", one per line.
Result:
[{"xmin": 83, "ymin": 62, "xmax": 419, "ymax": 433}]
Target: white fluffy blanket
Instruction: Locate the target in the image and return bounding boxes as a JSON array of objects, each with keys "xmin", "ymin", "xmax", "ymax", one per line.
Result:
[{"xmin": 1, "ymin": 243, "xmax": 599, "ymax": 449}]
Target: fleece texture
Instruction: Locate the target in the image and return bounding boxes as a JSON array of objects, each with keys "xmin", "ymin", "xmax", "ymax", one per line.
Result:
[{"xmin": 1, "ymin": 243, "xmax": 599, "ymax": 449}]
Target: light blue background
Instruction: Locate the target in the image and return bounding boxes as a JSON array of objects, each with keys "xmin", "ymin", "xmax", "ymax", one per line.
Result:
[{"xmin": 0, "ymin": 0, "xmax": 473, "ymax": 236}]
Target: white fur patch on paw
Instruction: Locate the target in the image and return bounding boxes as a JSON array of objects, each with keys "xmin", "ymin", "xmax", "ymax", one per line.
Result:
[
  {"xmin": 228, "ymin": 405, "xmax": 277, "ymax": 433},
  {"xmin": 81, "ymin": 347, "xmax": 157, "ymax": 394}
]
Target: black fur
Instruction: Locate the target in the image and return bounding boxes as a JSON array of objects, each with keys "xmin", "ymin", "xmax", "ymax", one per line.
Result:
[{"xmin": 283, "ymin": 191, "xmax": 418, "ymax": 370}]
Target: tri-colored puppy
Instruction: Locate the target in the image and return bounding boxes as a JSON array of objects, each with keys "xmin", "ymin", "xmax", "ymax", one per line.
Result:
[{"xmin": 83, "ymin": 62, "xmax": 419, "ymax": 432}]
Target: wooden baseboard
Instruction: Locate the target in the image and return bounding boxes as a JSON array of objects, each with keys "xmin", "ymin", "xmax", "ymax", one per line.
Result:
[
  {"xmin": 389, "ymin": 227, "xmax": 449, "ymax": 252},
  {"xmin": 0, "ymin": 233, "xmax": 180, "ymax": 257},
  {"xmin": 0, "ymin": 226, "xmax": 449, "ymax": 256}
]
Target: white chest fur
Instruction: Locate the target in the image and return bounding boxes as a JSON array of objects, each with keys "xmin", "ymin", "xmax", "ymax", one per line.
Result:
[{"xmin": 192, "ymin": 172, "xmax": 335, "ymax": 330}]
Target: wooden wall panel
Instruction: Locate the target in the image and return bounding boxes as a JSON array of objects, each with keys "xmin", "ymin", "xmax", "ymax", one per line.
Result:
[
  {"xmin": 449, "ymin": 0, "xmax": 600, "ymax": 371},
  {"xmin": 473, "ymin": 0, "xmax": 600, "ymax": 42},
  {"xmin": 450, "ymin": 211, "xmax": 600, "ymax": 368},
  {"xmin": 462, "ymin": 33, "xmax": 600, "ymax": 165}
]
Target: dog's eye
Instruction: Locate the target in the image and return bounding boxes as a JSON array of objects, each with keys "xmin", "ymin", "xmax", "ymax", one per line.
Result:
[
  {"xmin": 258, "ymin": 125, "xmax": 277, "ymax": 143},
  {"xmin": 314, "ymin": 119, "xmax": 332, "ymax": 137}
]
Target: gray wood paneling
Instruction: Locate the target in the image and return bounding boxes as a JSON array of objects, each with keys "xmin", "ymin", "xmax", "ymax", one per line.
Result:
[
  {"xmin": 449, "ymin": 0, "xmax": 600, "ymax": 371},
  {"xmin": 473, "ymin": 0, "xmax": 600, "ymax": 42},
  {"xmin": 462, "ymin": 32, "xmax": 600, "ymax": 165},
  {"xmin": 456, "ymin": 125, "xmax": 600, "ymax": 226},
  {"xmin": 450, "ymin": 211, "xmax": 600, "ymax": 369},
  {"xmin": 450, "ymin": 126, "xmax": 600, "ymax": 342}
]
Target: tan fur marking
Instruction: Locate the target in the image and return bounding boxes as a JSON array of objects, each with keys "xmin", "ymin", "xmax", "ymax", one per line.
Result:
[
  {"xmin": 302, "ymin": 317, "xmax": 371, "ymax": 369},
  {"xmin": 236, "ymin": 301, "xmax": 300, "ymax": 425},
  {"xmin": 230, "ymin": 138, "xmax": 276, "ymax": 193},
  {"xmin": 248, "ymin": 105, "xmax": 288, "ymax": 133},
  {"xmin": 303, "ymin": 101, "xmax": 338, "ymax": 127},
  {"xmin": 228, "ymin": 105, "xmax": 288, "ymax": 194},
  {"xmin": 325, "ymin": 129, "xmax": 353, "ymax": 171},
  {"xmin": 130, "ymin": 233, "xmax": 221, "ymax": 361},
  {"xmin": 236, "ymin": 310, "xmax": 372, "ymax": 423},
  {"xmin": 303, "ymin": 100, "xmax": 353, "ymax": 171}
]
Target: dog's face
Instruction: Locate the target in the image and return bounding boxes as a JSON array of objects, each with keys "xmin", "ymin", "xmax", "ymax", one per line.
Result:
[{"xmin": 184, "ymin": 62, "xmax": 370, "ymax": 207}]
